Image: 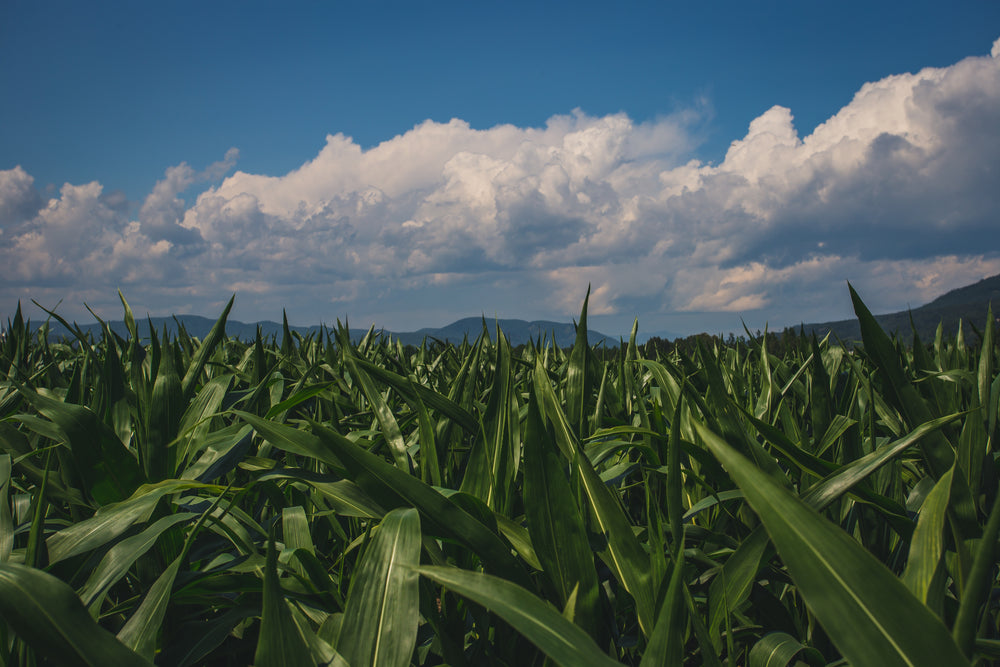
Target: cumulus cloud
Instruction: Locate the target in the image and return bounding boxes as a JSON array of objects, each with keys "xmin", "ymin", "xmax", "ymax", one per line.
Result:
[
  {"xmin": 3, "ymin": 40, "xmax": 1000, "ymax": 332},
  {"xmin": 0, "ymin": 152, "xmax": 237, "ymax": 296},
  {"xmin": 0, "ymin": 167, "xmax": 44, "ymax": 231},
  {"xmin": 138, "ymin": 147, "xmax": 239, "ymax": 245}
]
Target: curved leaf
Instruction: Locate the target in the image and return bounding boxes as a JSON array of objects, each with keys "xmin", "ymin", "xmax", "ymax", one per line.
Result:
[
  {"xmin": 254, "ymin": 531, "xmax": 315, "ymax": 667},
  {"xmin": 80, "ymin": 512, "xmax": 195, "ymax": 609},
  {"xmin": 0, "ymin": 561, "xmax": 153, "ymax": 667},
  {"xmin": 748, "ymin": 632, "xmax": 824, "ymax": 667},
  {"xmin": 523, "ymin": 389, "xmax": 601, "ymax": 638},
  {"xmin": 695, "ymin": 420, "xmax": 968, "ymax": 667},
  {"xmin": 416, "ymin": 565, "xmax": 623, "ymax": 667},
  {"xmin": 339, "ymin": 508, "xmax": 422, "ymax": 667}
]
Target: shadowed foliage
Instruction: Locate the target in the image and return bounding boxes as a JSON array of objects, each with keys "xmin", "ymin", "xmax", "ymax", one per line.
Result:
[{"xmin": 0, "ymin": 287, "xmax": 997, "ymax": 665}]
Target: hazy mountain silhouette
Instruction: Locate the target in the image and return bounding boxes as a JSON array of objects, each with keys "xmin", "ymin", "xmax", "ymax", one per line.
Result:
[
  {"xmin": 33, "ymin": 312, "xmax": 619, "ymax": 348},
  {"xmin": 795, "ymin": 273, "xmax": 1000, "ymax": 342},
  {"xmin": 22, "ymin": 273, "xmax": 998, "ymax": 347}
]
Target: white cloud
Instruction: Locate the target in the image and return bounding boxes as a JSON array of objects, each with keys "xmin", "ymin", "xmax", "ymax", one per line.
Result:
[
  {"xmin": 4, "ymin": 40, "xmax": 1000, "ymax": 332},
  {"xmin": 139, "ymin": 148, "xmax": 238, "ymax": 244},
  {"xmin": 0, "ymin": 155, "xmax": 237, "ymax": 299},
  {"xmin": 0, "ymin": 167, "xmax": 43, "ymax": 230}
]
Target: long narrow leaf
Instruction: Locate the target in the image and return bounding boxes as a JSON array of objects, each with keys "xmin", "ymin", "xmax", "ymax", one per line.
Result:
[
  {"xmin": 180, "ymin": 295, "xmax": 234, "ymax": 398},
  {"xmin": 0, "ymin": 454, "xmax": 12, "ymax": 561},
  {"xmin": 0, "ymin": 561, "xmax": 154, "ymax": 666},
  {"xmin": 416, "ymin": 565, "xmax": 623, "ymax": 667},
  {"xmin": 254, "ymin": 531, "xmax": 315, "ymax": 667},
  {"xmin": 117, "ymin": 555, "xmax": 183, "ymax": 660},
  {"xmin": 338, "ymin": 508, "xmax": 421, "ymax": 667},
  {"xmin": 901, "ymin": 466, "xmax": 953, "ymax": 608},
  {"xmin": 523, "ymin": 389, "xmax": 601, "ymax": 638},
  {"xmin": 695, "ymin": 420, "xmax": 968, "ymax": 667}
]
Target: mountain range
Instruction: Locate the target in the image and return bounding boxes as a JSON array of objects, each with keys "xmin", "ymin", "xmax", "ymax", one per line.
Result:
[
  {"xmin": 15, "ymin": 272, "xmax": 999, "ymax": 347},
  {"xmin": 794, "ymin": 273, "xmax": 1000, "ymax": 342},
  {"xmin": 33, "ymin": 312, "xmax": 620, "ymax": 348}
]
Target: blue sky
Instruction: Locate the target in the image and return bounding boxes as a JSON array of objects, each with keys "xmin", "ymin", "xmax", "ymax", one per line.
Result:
[{"xmin": 2, "ymin": 1, "xmax": 1000, "ymax": 337}]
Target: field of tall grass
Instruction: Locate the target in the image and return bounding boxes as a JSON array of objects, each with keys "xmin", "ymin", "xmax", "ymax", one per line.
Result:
[{"xmin": 0, "ymin": 285, "xmax": 997, "ymax": 666}]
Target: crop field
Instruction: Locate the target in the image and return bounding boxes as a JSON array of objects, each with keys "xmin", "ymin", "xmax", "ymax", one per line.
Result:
[{"xmin": 0, "ymin": 285, "xmax": 998, "ymax": 666}]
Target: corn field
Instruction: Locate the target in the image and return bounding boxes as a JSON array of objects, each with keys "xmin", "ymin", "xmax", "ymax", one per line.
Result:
[{"xmin": 0, "ymin": 285, "xmax": 998, "ymax": 666}]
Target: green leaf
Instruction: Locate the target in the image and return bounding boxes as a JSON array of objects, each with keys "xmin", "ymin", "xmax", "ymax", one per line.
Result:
[
  {"xmin": 494, "ymin": 512, "xmax": 543, "ymax": 571},
  {"xmin": 741, "ymin": 407, "xmax": 909, "ymax": 528},
  {"xmin": 574, "ymin": 440, "xmax": 656, "ymax": 637},
  {"xmin": 814, "ymin": 414, "xmax": 857, "ymax": 458},
  {"xmin": 707, "ymin": 525, "xmax": 770, "ymax": 649},
  {"xmin": 809, "ymin": 335, "xmax": 834, "ymax": 451},
  {"xmin": 338, "ymin": 508, "xmax": 422, "ymax": 667},
  {"xmin": 406, "ymin": 374, "xmax": 442, "ymax": 487},
  {"xmin": 233, "ymin": 412, "xmax": 345, "ymax": 474},
  {"xmin": 532, "ymin": 354, "xmax": 580, "ymax": 461},
  {"xmin": 47, "ymin": 480, "xmax": 218, "ymax": 564},
  {"xmin": 640, "ymin": 548, "xmax": 687, "ymax": 667},
  {"xmin": 15, "ymin": 383, "xmax": 143, "ymax": 505},
  {"xmin": 523, "ymin": 389, "xmax": 601, "ymax": 639},
  {"xmin": 695, "ymin": 420, "xmax": 968, "ymax": 667},
  {"xmin": 260, "ymin": 472, "xmax": 385, "ymax": 519},
  {"xmin": 0, "ymin": 561, "xmax": 154, "ymax": 666},
  {"xmin": 282, "ymin": 505, "xmax": 315, "ymax": 579},
  {"xmin": 349, "ymin": 356, "xmax": 480, "ymax": 436},
  {"xmin": 343, "ymin": 351, "xmax": 410, "ymax": 470},
  {"xmin": 145, "ymin": 346, "xmax": 183, "ymax": 481},
  {"xmin": 901, "ymin": 466, "xmax": 953, "ymax": 607},
  {"xmin": 303, "ymin": 416, "xmax": 532, "ymax": 589},
  {"xmin": 181, "ymin": 295, "xmax": 234, "ymax": 398},
  {"xmin": 175, "ymin": 373, "xmax": 234, "ymax": 468},
  {"xmin": 567, "ymin": 285, "xmax": 597, "ymax": 436},
  {"xmin": 25, "ymin": 448, "xmax": 51, "ymax": 568},
  {"xmin": 289, "ymin": 602, "xmax": 351, "ymax": 667},
  {"xmin": 748, "ymin": 632, "xmax": 825, "ymax": 667},
  {"xmin": 460, "ymin": 327, "xmax": 515, "ymax": 510},
  {"xmin": 0, "ymin": 454, "xmax": 11, "ymax": 561},
  {"xmin": 952, "ymin": 483, "xmax": 1000, "ymax": 658},
  {"xmin": 117, "ymin": 554, "xmax": 183, "ymax": 660},
  {"xmin": 801, "ymin": 412, "xmax": 963, "ymax": 511},
  {"xmin": 416, "ymin": 565, "xmax": 623, "ymax": 667},
  {"xmin": 181, "ymin": 423, "xmax": 254, "ymax": 482},
  {"xmin": 79, "ymin": 512, "xmax": 194, "ymax": 609},
  {"xmin": 254, "ymin": 530, "xmax": 315, "ymax": 667},
  {"xmin": 977, "ymin": 304, "xmax": 994, "ymax": 428},
  {"xmin": 264, "ymin": 381, "xmax": 333, "ymax": 420},
  {"xmin": 849, "ymin": 284, "xmax": 955, "ymax": 479},
  {"xmin": 282, "ymin": 505, "xmax": 314, "ymax": 554},
  {"xmin": 533, "ymin": 348, "xmax": 654, "ymax": 639}
]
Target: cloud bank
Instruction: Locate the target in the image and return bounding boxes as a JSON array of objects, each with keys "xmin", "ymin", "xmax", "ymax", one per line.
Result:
[{"xmin": 3, "ymin": 40, "xmax": 1000, "ymax": 333}]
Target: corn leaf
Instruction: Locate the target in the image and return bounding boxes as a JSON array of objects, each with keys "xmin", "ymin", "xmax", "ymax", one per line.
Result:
[
  {"xmin": 254, "ymin": 531, "xmax": 315, "ymax": 667},
  {"xmin": 0, "ymin": 561, "xmax": 154, "ymax": 667},
  {"xmin": 695, "ymin": 420, "xmax": 968, "ymax": 667},
  {"xmin": 338, "ymin": 508, "xmax": 422, "ymax": 667},
  {"xmin": 417, "ymin": 565, "xmax": 623, "ymax": 667}
]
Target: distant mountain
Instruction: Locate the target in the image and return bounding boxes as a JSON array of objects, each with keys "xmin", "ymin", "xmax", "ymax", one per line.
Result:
[
  {"xmin": 32, "ymin": 275, "xmax": 996, "ymax": 349},
  {"xmin": 34, "ymin": 313, "xmax": 618, "ymax": 348},
  {"xmin": 403, "ymin": 317, "xmax": 619, "ymax": 347},
  {"xmin": 795, "ymin": 273, "xmax": 1000, "ymax": 343},
  {"xmin": 923, "ymin": 274, "xmax": 1000, "ymax": 309}
]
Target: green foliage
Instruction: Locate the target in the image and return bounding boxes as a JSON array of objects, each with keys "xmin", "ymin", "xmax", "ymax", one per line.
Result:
[{"xmin": 0, "ymin": 287, "xmax": 998, "ymax": 665}]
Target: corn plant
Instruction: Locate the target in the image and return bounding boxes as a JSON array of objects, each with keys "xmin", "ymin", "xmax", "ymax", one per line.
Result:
[{"xmin": 0, "ymin": 285, "xmax": 997, "ymax": 666}]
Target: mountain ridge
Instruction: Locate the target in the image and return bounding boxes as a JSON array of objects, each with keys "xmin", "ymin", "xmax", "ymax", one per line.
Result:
[
  {"xmin": 793, "ymin": 273, "xmax": 1000, "ymax": 342},
  {"xmin": 13, "ymin": 272, "xmax": 999, "ymax": 347},
  {"xmin": 28, "ymin": 312, "xmax": 620, "ymax": 348}
]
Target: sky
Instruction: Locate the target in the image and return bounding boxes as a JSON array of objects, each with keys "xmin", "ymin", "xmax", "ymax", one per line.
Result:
[{"xmin": 2, "ymin": 1, "xmax": 1000, "ymax": 338}]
